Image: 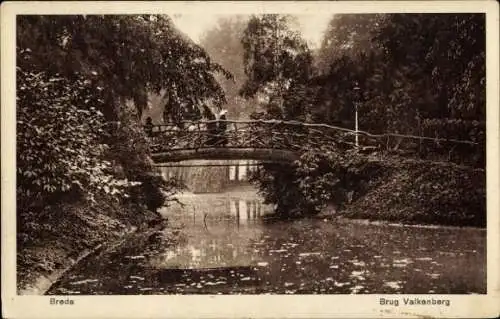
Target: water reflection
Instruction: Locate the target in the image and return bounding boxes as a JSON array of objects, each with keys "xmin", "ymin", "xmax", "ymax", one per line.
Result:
[
  {"xmin": 229, "ymin": 199, "xmax": 262, "ymax": 224},
  {"xmin": 152, "ymin": 194, "xmax": 270, "ymax": 270},
  {"xmin": 46, "ymin": 188, "xmax": 486, "ymax": 295}
]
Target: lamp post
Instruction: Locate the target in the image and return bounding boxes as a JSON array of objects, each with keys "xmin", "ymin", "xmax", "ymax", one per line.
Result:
[{"xmin": 353, "ymin": 82, "xmax": 361, "ymax": 148}]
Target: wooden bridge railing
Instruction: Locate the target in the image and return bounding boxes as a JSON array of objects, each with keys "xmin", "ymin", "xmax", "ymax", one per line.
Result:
[
  {"xmin": 145, "ymin": 119, "xmax": 363, "ymax": 154},
  {"xmin": 145, "ymin": 119, "xmax": 482, "ymax": 165}
]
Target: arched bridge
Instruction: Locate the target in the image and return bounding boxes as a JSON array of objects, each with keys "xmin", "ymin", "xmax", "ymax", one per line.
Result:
[{"xmin": 146, "ymin": 120, "xmax": 363, "ymax": 163}]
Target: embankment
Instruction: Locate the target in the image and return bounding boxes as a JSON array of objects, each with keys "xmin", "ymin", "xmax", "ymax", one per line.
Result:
[
  {"xmin": 332, "ymin": 157, "xmax": 486, "ymax": 227},
  {"xmin": 17, "ymin": 195, "xmax": 167, "ymax": 295}
]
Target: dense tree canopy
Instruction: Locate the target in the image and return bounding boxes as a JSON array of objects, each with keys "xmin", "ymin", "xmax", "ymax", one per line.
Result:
[
  {"xmin": 240, "ymin": 14, "xmax": 314, "ymax": 120},
  {"xmin": 17, "ymin": 13, "xmax": 486, "ymax": 222},
  {"xmin": 315, "ymin": 13, "xmax": 485, "ymax": 164},
  {"xmin": 17, "ymin": 14, "xmax": 231, "ymax": 213},
  {"xmin": 199, "ymin": 16, "xmax": 261, "ymax": 120},
  {"xmin": 243, "ymin": 13, "xmax": 485, "ymax": 217},
  {"xmin": 17, "ymin": 15, "xmax": 231, "ymax": 121}
]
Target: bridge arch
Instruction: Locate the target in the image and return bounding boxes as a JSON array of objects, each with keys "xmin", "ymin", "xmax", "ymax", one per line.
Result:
[
  {"xmin": 146, "ymin": 120, "xmax": 358, "ymax": 164},
  {"xmin": 151, "ymin": 147, "xmax": 298, "ymax": 163}
]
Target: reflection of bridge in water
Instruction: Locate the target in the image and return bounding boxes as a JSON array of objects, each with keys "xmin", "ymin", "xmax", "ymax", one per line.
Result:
[
  {"xmin": 156, "ymin": 159, "xmax": 263, "ymax": 193},
  {"xmin": 157, "ymin": 160, "xmax": 258, "ymax": 183}
]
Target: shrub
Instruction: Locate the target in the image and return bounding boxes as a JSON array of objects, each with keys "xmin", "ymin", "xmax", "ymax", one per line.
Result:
[
  {"xmin": 250, "ymin": 145, "xmax": 384, "ymax": 217},
  {"xmin": 16, "ymin": 67, "xmax": 134, "ymax": 213}
]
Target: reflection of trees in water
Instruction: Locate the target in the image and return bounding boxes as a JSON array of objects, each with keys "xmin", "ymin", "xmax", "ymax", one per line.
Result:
[
  {"xmin": 169, "ymin": 193, "xmax": 271, "ymax": 225},
  {"xmin": 159, "ymin": 160, "xmax": 258, "ymax": 193},
  {"xmin": 229, "ymin": 199, "xmax": 263, "ymax": 225},
  {"xmin": 159, "ymin": 194, "xmax": 269, "ymax": 269}
]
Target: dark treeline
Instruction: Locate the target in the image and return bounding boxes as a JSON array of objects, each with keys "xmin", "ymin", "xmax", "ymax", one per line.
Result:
[
  {"xmin": 17, "ymin": 14, "xmax": 233, "ymax": 214},
  {"xmin": 16, "ymin": 15, "xmax": 231, "ymax": 285},
  {"xmin": 16, "ymin": 13, "xmax": 486, "ymax": 252},
  {"xmin": 239, "ymin": 14, "xmax": 485, "ymax": 225}
]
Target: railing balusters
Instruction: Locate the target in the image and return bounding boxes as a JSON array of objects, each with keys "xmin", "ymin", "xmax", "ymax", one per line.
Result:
[
  {"xmin": 146, "ymin": 120, "xmax": 479, "ymax": 164},
  {"xmin": 233, "ymin": 122, "xmax": 238, "ymax": 147}
]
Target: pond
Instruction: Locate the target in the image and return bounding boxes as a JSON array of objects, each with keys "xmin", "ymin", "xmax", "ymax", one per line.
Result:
[{"xmin": 46, "ymin": 187, "xmax": 486, "ymax": 295}]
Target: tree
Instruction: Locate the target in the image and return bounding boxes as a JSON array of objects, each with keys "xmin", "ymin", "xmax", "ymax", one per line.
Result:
[
  {"xmin": 248, "ymin": 13, "xmax": 486, "ymax": 218},
  {"xmin": 16, "ymin": 67, "xmax": 132, "ymax": 212},
  {"xmin": 315, "ymin": 14, "xmax": 386, "ymax": 71},
  {"xmin": 17, "ymin": 15, "xmax": 231, "ymax": 121},
  {"xmin": 240, "ymin": 14, "xmax": 313, "ymax": 119},
  {"xmin": 199, "ymin": 16, "xmax": 260, "ymax": 119},
  {"xmin": 16, "ymin": 15, "xmax": 232, "ymax": 214},
  {"xmin": 241, "ymin": 14, "xmax": 325, "ymax": 217},
  {"xmin": 315, "ymin": 13, "xmax": 485, "ymax": 165}
]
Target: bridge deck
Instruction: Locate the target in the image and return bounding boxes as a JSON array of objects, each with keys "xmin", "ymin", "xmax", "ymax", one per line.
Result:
[
  {"xmin": 146, "ymin": 120, "xmax": 358, "ymax": 163},
  {"xmin": 151, "ymin": 147, "xmax": 298, "ymax": 163},
  {"xmin": 145, "ymin": 120, "xmax": 479, "ymax": 164}
]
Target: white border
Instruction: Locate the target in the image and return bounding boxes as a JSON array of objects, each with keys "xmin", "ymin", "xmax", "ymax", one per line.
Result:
[{"xmin": 2, "ymin": 1, "xmax": 499, "ymax": 318}]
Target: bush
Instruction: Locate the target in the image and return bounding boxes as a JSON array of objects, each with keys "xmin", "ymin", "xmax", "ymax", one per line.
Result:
[
  {"xmin": 340, "ymin": 159, "xmax": 486, "ymax": 227},
  {"xmin": 17, "ymin": 67, "xmax": 134, "ymax": 213},
  {"xmin": 250, "ymin": 145, "xmax": 385, "ymax": 217}
]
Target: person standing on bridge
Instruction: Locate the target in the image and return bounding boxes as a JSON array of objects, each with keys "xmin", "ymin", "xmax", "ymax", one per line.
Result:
[
  {"xmin": 217, "ymin": 109, "xmax": 228, "ymax": 146},
  {"xmin": 202, "ymin": 104, "xmax": 217, "ymax": 146},
  {"xmin": 144, "ymin": 116, "xmax": 153, "ymax": 137}
]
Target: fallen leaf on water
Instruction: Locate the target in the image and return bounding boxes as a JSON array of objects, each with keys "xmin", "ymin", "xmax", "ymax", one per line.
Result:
[
  {"xmin": 70, "ymin": 279, "xmax": 99, "ymax": 285},
  {"xmin": 383, "ymin": 281, "xmax": 402, "ymax": 289},
  {"xmin": 393, "ymin": 258, "xmax": 412, "ymax": 264},
  {"xmin": 298, "ymin": 252, "xmax": 321, "ymax": 258},
  {"xmin": 350, "ymin": 260, "xmax": 366, "ymax": 267},
  {"xmin": 415, "ymin": 257, "xmax": 433, "ymax": 261},
  {"xmin": 130, "ymin": 276, "xmax": 144, "ymax": 281},
  {"xmin": 269, "ymin": 249, "xmax": 287, "ymax": 253}
]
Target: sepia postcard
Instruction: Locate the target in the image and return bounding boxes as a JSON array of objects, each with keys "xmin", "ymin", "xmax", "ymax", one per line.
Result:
[{"xmin": 1, "ymin": 1, "xmax": 499, "ymax": 318}]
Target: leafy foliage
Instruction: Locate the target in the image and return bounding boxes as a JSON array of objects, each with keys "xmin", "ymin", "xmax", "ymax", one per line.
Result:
[
  {"xmin": 17, "ymin": 15, "xmax": 231, "ymax": 121},
  {"xmin": 245, "ymin": 13, "xmax": 485, "ymax": 221},
  {"xmin": 17, "ymin": 67, "xmax": 136, "ymax": 212},
  {"xmin": 240, "ymin": 14, "xmax": 313, "ymax": 118},
  {"xmin": 341, "ymin": 158, "xmax": 486, "ymax": 227},
  {"xmin": 17, "ymin": 15, "xmax": 233, "ymax": 216},
  {"xmin": 315, "ymin": 14, "xmax": 486, "ymax": 163},
  {"xmin": 199, "ymin": 16, "xmax": 261, "ymax": 120}
]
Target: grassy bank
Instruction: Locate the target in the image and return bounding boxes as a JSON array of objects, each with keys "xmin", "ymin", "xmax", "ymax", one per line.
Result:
[
  {"xmin": 333, "ymin": 156, "xmax": 486, "ymax": 228},
  {"xmin": 17, "ymin": 195, "xmax": 166, "ymax": 294}
]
